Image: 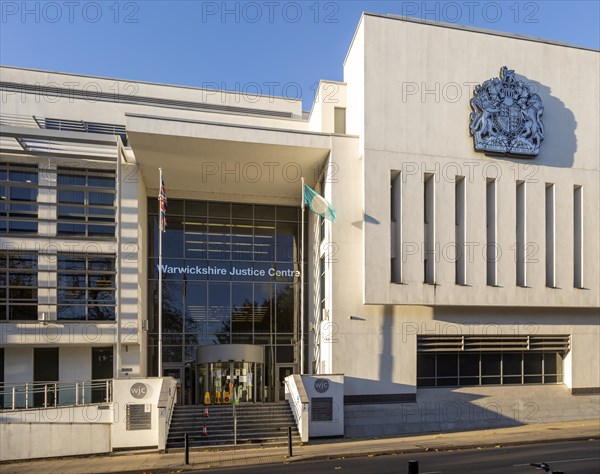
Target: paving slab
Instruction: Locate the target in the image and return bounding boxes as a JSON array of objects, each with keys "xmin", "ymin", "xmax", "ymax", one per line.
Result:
[{"xmin": 1, "ymin": 419, "xmax": 598, "ymax": 473}]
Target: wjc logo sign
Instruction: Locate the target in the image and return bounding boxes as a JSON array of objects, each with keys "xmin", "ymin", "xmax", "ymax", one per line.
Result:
[
  {"xmin": 314, "ymin": 379, "xmax": 329, "ymax": 393},
  {"xmin": 130, "ymin": 382, "xmax": 148, "ymax": 399}
]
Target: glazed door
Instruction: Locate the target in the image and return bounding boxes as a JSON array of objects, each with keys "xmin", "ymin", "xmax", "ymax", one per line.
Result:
[{"xmin": 276, "ymin": 364, "xmax": 295, "ymax": 402}]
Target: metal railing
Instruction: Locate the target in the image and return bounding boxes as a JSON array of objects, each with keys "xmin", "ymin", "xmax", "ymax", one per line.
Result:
[
  {"xmin": 283, "ymin": 377, "xmax": 303, "ymax": 425},
  {"xmin": 161, "ymin": 378, "xmax": 178, "ymax": 450},
  {"xmin": 0, "ymin": 379, "xmax": 113, "ymax": 411},
  {"xmin": 283, "ymin": 374, "xmax": 309, "ymax": 442}
]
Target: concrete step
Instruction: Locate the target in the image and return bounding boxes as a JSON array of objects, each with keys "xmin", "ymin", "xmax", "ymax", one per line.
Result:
[
  {"xmin": 168, "ymin": 427, "xmax": 298, "ymax": 437},
  {"xmin": 170, "ymin": 417, "xmax": 295, "ymax": 425},
  {"xmin": 169, "ymin": 425, "xmax": 298, "ymax": 436},
  {"xmin": 167, "ymin": 402, "xmax": 299, "ymax": 449},
  {"xmin": 172, "ymin": 408, "xmax": 293, "ymax": 416},
  {"xmin": 171, "ymin": 420, "xmax": 296, "ymax": 431},
  {"xmin": 167, "ymin": 437, "xmax": 301, "ymax": 449},
  {"xmin": 166, "ymin": 433, "xmax": 300, "ymax": 447}
]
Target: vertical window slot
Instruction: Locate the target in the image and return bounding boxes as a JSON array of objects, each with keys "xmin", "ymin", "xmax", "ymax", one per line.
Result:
[
  {"xmin": 516, "ymin": 181, "xmax": 526, "ymax": 287},
  {"xmin": 574, "ymin": 185, "xmax": 583, "ymax": 288},
  {"xmin": 545, "ymin": 183, "xmax": 555, "ymax": 288},
  {"xmin": 391, "ymin": 171, "xmax": 402, "ymax": 283},
  {"xmin": 486, "ymin": 178, "xmax": 497, "ymax": 286},
  {"xmin": 455, "ymin": 176, "xmax": 466, "ymax": 285},
  {"xmin": 424, "ymin": 173, "xmax": 435, "ymax": 284}
]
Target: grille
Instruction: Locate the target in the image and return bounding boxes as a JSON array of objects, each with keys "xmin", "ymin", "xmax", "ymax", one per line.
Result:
[{"xmin": 417, "ymin": 335, "xmax": 570, "ymax": 352}]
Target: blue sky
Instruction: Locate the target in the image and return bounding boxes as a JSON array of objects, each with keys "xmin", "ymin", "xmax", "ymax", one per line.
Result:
[{"xmin": 1, "ymin": 1, "xmax": 599, "ymax": 108}]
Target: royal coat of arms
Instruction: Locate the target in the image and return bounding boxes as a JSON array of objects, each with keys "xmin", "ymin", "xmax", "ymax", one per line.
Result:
[{"xmin": 469, "ymin": 66, "xmax": 544, "ymax": 157}]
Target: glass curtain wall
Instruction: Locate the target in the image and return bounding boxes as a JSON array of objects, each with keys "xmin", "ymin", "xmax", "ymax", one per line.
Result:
[{"xmin": 147, "ymin": 199, "xmax": 306, "ymax": 402}]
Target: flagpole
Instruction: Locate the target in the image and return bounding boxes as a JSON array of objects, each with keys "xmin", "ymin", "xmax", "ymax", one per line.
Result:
[
  {"xmin": 300, "ymin": 177, "xmax": 305, "ymax": 375},
  {"xmin": 115, "ymin": 142, "xmax": 122, "ymax": 376},
  {"xmin": 158, "ymin": 168, "xmax": 163, "ymax": 377}
]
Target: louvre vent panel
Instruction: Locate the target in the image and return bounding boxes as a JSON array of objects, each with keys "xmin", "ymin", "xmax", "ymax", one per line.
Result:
[
  {"xmin": 0, "ymin": 113, "xmax": 39, "ymax": 128},
  {"xmin": 417, "ymin": 336, "xmax": 463, "ymax": 351},
  {"xmin": 464, "ymin": 337, "xmax": 529, "ymax": 351},
  {"xmin": 418, "ymin": 335, "xmax": 570, "ymax": 352},
  {"xmin": 529, "ymin": 336, "xmax": 571, "ymax": 351},
  {"xmin": 35, "ymin": 117, "xmax": 86, "ymax": 132},
  {"xmin": 33, "ymin": 116, "xmax": 128, "ymax": 145}
]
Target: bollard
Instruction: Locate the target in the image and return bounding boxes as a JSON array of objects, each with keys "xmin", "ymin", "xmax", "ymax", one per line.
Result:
[
  {"xmin": 287, "ymin": 426, "xmax": 293, "ymax": 458},
  {"xmin": 408, "ymin": 460, "xmax": 419, "ymax": 474},
  {"xmin": 184, "ymin": 433, "xmax": 189, "ymax": 465}
]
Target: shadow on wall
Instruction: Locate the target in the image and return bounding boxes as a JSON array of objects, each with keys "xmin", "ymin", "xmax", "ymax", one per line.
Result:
[
  {"xmin": 484, "ymin": 74, "xmax": 577, "ymax": 168},
  {"xmin": 344, "ymin": 384, "xmax": 600, "ymax": 438},
  {"xmin": 343, "ymin": 376, "xmax": 415, "ymax": 403},
  {"xmin": 379, "ymin": 312, "xmax": 394, "ymax": 387},
  {"xmin": 344, "ymin": 388, "xmax": 528, "ymax": 437},
  {"xmin": 429, "ymin": 305, "xmax": 599, "ymax": 327},
  {"xmin": 343, "ymin": 306, "xmax": 412, "ymax": 403}
]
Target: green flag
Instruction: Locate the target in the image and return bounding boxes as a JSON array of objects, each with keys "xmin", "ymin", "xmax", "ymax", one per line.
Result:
[{"xmin": 304, "ymin": 184, "xmax": 336, "ymax": 222}]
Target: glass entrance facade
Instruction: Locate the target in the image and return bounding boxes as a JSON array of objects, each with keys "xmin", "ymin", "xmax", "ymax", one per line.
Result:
[{"xmin": 147, "ymin": 199, "xmax": 306, "ymax": 403}]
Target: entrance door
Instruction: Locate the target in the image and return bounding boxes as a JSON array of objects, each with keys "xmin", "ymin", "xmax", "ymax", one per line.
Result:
[
  {"xmin": 184, "ymin": 364, "xmax": 196, "ymax": 405},
  {"xmin": 34, "ymin": 348, "xmax": 59, "ymax": 407},
  {"xmin": 276, "ymin": 364, "xmax": 295, "ymax": 402},
  {"xmin": 91, "ymin": 347, "xmax": 113, "ymax": 403},
  {"xmin": 232, "ymin": 362, "xmax": 255, "ymax": 403},
  {"xmin": 202, "ymin": 362, "xmax": 264, "ymax": 404},
  {"xmin": 163, "ymin": 367, "xmax": 183, "ymax": 404}
]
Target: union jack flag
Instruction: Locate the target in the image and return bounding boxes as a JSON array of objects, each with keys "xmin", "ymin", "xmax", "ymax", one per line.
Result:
[{"xmin": 159, "ymin": 178, "xmax": 167, "ymax": 232}]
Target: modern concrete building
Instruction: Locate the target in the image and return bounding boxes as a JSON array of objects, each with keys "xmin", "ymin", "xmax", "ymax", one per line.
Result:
[{"xmin": 1, "ymin": 14, "xmax": 598, "ymax": 436}]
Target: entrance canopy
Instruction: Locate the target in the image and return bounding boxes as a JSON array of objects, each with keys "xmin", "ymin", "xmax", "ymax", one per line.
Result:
[{"xmin": 125, "ymin": 114, "xmax": 332, "ymax": 204}]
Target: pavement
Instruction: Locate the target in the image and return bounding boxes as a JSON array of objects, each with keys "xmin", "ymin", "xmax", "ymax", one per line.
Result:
[{"xmin": 1, "ymin": 419, "xmax": 599, "ymax": 473}]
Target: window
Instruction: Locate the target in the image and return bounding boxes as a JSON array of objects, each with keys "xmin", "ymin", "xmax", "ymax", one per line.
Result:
[
  {"xmin": 455, "ymin": 176, "xmax": 466, "ymax": 285},
  {"xmin": 0, "ymin": 163, "xmax": 38, "ymax": 234},
  {"xmin": 57, "ymin": 254, "xmax": 116, "ymax": 320},
  {"xmin": 391, "ymin": 171, "xmax": 402, "ymax": 283},
  {"xmin": 424, "ymin": 173, "xmax": 435, "ymax": 284},
  {"xmin": 573, "ymin": 185, "xmax": 583, "ymax": 288},
  {"xmin": 57, "ymin": 167, "xmax": 115, "ymax": 237},
  {"xmin": 486, "ymin": 178, "xmax": 497, "ymax": 286},
  {"xmin": 0, "ymin": 251, "xmax": 38, "ymax": 320},
  {"xmin": 417, "ymin": 351, "xmax": 564, "ymax": 387},
  {"xmin": 516, "ymin": 181, "xmax": 526, "ymax": 287},
  {"xmin": 417, "ymin": 336, "xmax": 568, "ymax": 387},
  {"xmin": 334, "ymin": 108, "xmax": 346, "ymax": 134},
  {"xmin": 545, "ymin": 184, "xmax": 555, "ymax": 287}
]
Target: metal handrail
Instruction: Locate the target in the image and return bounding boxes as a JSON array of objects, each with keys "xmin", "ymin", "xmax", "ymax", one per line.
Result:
[
  {"xmin": 164, "ymin": 380, "xmax": 178, "ymax": 434},
  {"xmin": 0, "ymin": 378, "xmax": 113, "ymax": 411},
  {"xmin": 283, "ymin": 377, "xmax": 304, "ymax": 423}
]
